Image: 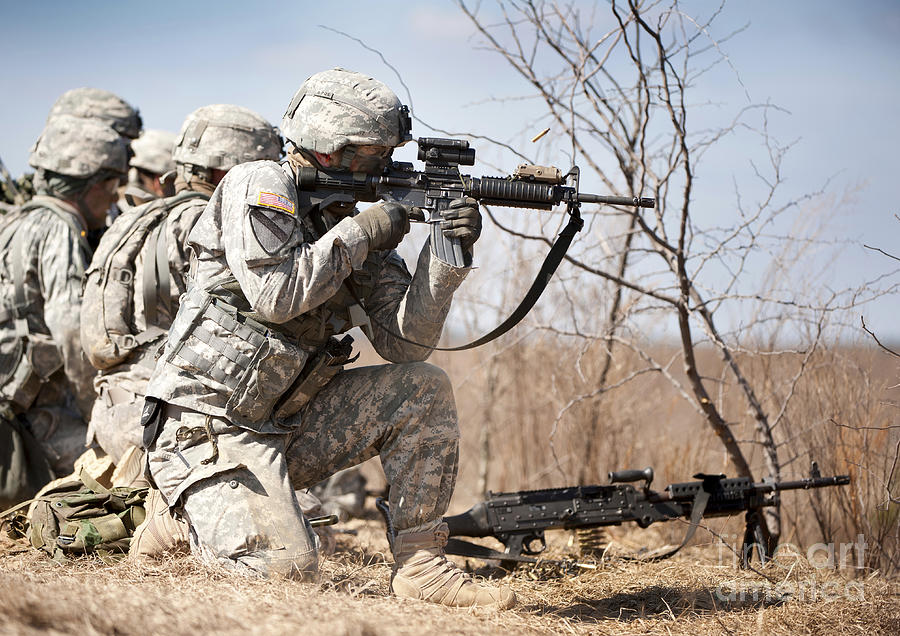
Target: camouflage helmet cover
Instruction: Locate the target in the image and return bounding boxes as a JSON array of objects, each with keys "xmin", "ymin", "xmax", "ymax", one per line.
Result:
[
  {"xmin": 28, "ymin": 114, "xmax": 129, "ymax": 178},
  {"xmin": 172, "ymin": 104, "xmax": 283, "ymax": 171},
  {"xmin": 281, "ymin": 67, "xmax": 412, "ymax": 155},
  {"xmin": 130, "ymin": 129, "xmax": 176, "ymax": 175},
  {"xmin": 47, "ymin": 87, "xmax": 142, "ymax": 139}
]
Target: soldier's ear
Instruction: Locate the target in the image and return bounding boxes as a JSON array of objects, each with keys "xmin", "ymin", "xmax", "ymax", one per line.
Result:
[{"xmin": 313, "ymin": 151, "xmax": 335, "ymax": 168}]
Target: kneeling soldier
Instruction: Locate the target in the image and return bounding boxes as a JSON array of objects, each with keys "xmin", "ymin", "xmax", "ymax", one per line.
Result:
[{"xmin": 142, "ymin": 68, "xmax": 512, "ymax": 609}]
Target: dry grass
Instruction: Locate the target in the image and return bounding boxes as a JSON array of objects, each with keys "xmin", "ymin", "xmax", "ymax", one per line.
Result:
[
  {"xmin": 2, "ymin": 340, "xmax": 897, "ymax": 634},
  {"xmin": 2, "ymin": 511, "xmax": 898, "ymax": 636}
]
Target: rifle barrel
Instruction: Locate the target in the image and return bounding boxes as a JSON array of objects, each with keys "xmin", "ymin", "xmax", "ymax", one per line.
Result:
[
  {"xmin": 769, "ymin": 475, "xmax": 851, "ymax": 491},
  {"xmin": 578, "ymin": 193, "xmax": 655, "ymax": 208}
]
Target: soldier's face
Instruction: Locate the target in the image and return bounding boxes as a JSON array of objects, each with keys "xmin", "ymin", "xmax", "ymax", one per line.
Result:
[
  {"xmin": 137, "ymin": 170, "xmax": 165, "ymax": 197},
  {"xmin": 348, "ymin": 145, "xmax": 393, "ymax": 174},
  {"xmin": 82, "ymin": 177, "xmax": 121, "ymax": 229}
]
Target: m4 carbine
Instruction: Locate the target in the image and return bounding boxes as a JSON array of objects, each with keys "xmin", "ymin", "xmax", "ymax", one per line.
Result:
[
  {"xmin": 442, "ymin": 462, "xmax": 850, "ymax": 569},
  {"xmin": 294, "ymin": 136, "xmax": 655, "ymax": 268}
]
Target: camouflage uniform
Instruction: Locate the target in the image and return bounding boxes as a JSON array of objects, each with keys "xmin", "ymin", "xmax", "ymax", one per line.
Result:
[
  {"xmin": 85, "ymin": 106, "xmax": 282, "ymax": 464},
  {"xmin": 0, "ymin": 116, "xmax": 128, "ymax": 477},
  {"xmin": 144, "ymin": 70, "xmax": 470, "ymax": 577}
]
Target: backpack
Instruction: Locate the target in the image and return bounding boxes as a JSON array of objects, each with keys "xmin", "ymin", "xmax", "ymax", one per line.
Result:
[
  {"xmin": 81, "ymin": 191, "xmax": 207, "ymax": 369},
  {"xmin": 1, "ymin": 469, "xmax": 148, "ymax": 561}
]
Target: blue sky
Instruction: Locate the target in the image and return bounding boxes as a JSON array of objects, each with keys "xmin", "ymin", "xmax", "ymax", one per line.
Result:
[{"xmin": 2, "ymin": 0, "xmax": 899, "ymax": 340}]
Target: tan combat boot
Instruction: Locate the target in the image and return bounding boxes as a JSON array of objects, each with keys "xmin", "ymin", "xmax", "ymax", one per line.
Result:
[
  {"xmin": 129, "ymin": 488, "xmax": 189, "ymax": 560},
  {"xmin": 391, "ymin": 520, "xmax": 516, "ymax": 609}
]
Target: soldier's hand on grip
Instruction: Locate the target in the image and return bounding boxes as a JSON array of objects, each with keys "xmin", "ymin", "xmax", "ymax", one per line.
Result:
[
  {"xmin": 352, "ymin": 201, "xmax": 411, "ymax": 252},
  {"xmin": 440, "ymin": 198, "xmax": 481, "ymax": 249}
]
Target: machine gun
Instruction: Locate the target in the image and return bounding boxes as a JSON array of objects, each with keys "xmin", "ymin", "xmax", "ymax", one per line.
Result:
[
  {"xmin": 442, "ymin": 462, "xmax": 850, "ymax": 569},
  {"xmin": 295, "ymin": 137, "xmax": 655, "ymax": 349}
]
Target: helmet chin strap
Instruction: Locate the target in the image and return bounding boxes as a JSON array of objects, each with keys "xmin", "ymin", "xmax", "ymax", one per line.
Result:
[{"xmin": 339, "ymin": 145, "xmax": 357, "ymax": 170}]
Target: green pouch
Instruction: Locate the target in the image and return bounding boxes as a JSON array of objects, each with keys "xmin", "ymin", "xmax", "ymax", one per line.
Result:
[{"xmin": 7, "ymin": 471, "xmax": 149, "ymax": 561}]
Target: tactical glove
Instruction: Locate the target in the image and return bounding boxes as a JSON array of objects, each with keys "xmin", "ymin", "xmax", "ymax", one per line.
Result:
[
  {"xmin": 352, "ymin": 202, "xmax": 411, "ymax": 252},
  {"xmin": 440, "ymin": 198, "xmax": 482, "ymax": 249}
]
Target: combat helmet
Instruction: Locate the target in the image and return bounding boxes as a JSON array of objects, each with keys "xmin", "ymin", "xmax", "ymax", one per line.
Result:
[
  {"xmin": 130, "ymin": 129, "xmax": 176, "ymax": 175},
  {"xmin": 29, "ymin": 114, "xmax": 129, "ymax": 179},
  {"xmin": 281, "ymin": 68, "xmax": 412, "ymax": 156},
  {"xmin": 172, "ymin": 104, "xmax": 283, "ymax": 180},
  {"xmin": 47, "ymin": 88, "xmax": 142, "ymax": 140}
]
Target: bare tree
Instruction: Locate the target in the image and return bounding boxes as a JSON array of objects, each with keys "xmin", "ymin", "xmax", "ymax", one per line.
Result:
[{"xmin": 451, "ymin": 0, "xmax": 893, "ymax": 547}]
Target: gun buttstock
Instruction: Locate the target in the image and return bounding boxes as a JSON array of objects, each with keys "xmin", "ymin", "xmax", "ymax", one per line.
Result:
[{"xmin": 443, "ymin": 502, "xmax": 491, "ymax": 538}]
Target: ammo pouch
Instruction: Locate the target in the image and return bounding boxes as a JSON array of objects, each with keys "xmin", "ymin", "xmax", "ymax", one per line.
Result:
[
  {"xmin": 0, "ymin": 471, "xmax": 149, "ymax": 562},
  {"xmin": 167, "ymin": 287, "xmax": 357, "ymax": 429},
  {"xmin": 273, "ymin": 334, "xmax": 356, "ymax": 420},
  {"xmin": 168, "ymin": 290, "xmax": 307, "ymax": 428}
]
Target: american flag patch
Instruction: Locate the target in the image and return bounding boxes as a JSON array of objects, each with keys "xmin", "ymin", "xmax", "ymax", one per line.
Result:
[{"xmin": 256, "ymin": 191, "xmax": 295, "ymax": 215}]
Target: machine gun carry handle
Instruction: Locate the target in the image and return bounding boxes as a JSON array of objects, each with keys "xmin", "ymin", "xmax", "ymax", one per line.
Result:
[{"xmin": 608, "ymin": 467, "xmax": 654, "ymax": 489}]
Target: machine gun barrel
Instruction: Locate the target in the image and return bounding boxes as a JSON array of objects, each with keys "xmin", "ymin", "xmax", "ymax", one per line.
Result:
[{"xmin": 764, "ymin": 474, "xmax": 851, "ymax": 492}]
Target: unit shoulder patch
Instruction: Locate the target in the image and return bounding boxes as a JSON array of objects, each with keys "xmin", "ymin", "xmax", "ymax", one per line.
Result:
[{"xmin": 249, "ymin": 205, "xmax": 297, "ymax": 256}]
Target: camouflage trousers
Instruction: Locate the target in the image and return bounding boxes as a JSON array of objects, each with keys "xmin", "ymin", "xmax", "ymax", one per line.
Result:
[
  {"xmin": 89, "ymin": 381, "xmax": 144, "ymax": 465},
  {"xmin": 147, "ymin": 361, "xmax": 460, "ymax": 579}
]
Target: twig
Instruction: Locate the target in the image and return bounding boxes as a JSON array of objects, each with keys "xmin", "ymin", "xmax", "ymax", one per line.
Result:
[{"xmin": 860, "ymin": 316, "xmax": 900, "ymax": 358}]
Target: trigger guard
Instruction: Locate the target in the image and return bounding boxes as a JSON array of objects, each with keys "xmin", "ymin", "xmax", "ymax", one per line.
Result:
[{"xmin": 523, "ymin": 533, "xmax": 547, "ymax": 555}]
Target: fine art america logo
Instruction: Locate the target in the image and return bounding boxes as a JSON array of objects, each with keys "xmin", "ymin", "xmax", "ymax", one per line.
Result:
[{"xmin": 714, "ymin": 534, "xmax": 868, "ymax": 602}]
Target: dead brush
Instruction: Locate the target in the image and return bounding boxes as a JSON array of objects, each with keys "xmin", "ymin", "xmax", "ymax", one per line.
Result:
[{"xmin": 438, "ymin": 338, "xmax": 898, "ymax": 576}]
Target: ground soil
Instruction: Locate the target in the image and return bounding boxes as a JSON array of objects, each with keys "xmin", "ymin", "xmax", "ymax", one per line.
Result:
[{"xmin": 1, "ymin": 508, "xmax": 897, "ymax": 636}]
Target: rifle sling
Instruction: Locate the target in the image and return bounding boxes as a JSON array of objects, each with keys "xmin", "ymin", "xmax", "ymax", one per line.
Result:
[
  {"xmin": 350, "ymin": 210, "xmax": 584, "ymax": 352},
  {"xmin": 639, "ymin": 487, "xmax": 711, "ymax": 563}
]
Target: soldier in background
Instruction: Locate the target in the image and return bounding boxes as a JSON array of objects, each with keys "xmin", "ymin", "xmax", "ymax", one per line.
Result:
[
  {"xmin": 142, "ymin": 68, "xmax": 511, "ymax": 609},
  {"xmin": 84, "ymin": 106, "xmax": 282, "ymax": 464},
  {"xmin": 78, "ymin": 105, "xmax": 283, "ymax": 554},
  {"xmin": 0, "ymin": 156, "xmax": 34, "ymax": 212},
  {"xmin": 0, "ymin": 116, "xmax": 128, "ymax": 508},
  {"xmin": 45, "ymin": 87, "xmax": 143, "ymax": 230},
  {"xmin": 3, "ymin": 88, "xmax": 139, "ymax": 214},
  {"xmin": 118, "ymin": 129, "xmax": 177, "ymax": 210}
]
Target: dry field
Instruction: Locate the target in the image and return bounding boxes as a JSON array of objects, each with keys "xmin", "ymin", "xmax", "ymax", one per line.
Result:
[
  {"xmin": 2, "ymin": 341, "xmax": 898, "ymax": 634},
  {"xmin": 1, "ymin": 514, "xmax": 898, "ymax": 635}
]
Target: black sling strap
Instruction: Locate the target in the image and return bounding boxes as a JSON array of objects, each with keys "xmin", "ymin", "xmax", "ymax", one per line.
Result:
[{"xmin": 351, "ymin": 207, "xmax": 584, "ymax": 352}]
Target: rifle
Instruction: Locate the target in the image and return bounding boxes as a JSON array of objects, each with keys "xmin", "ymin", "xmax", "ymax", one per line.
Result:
[
  {"xmin": 296, "ymin": 136, "xmax": 655, "ymax": 350},
  {"xmin": 442, "ymin": 462, "xmax": 850, "ymax": 570},
  {"xmin": 297, "ymin": 136, "xmax": 654, "ymax": 267}
]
